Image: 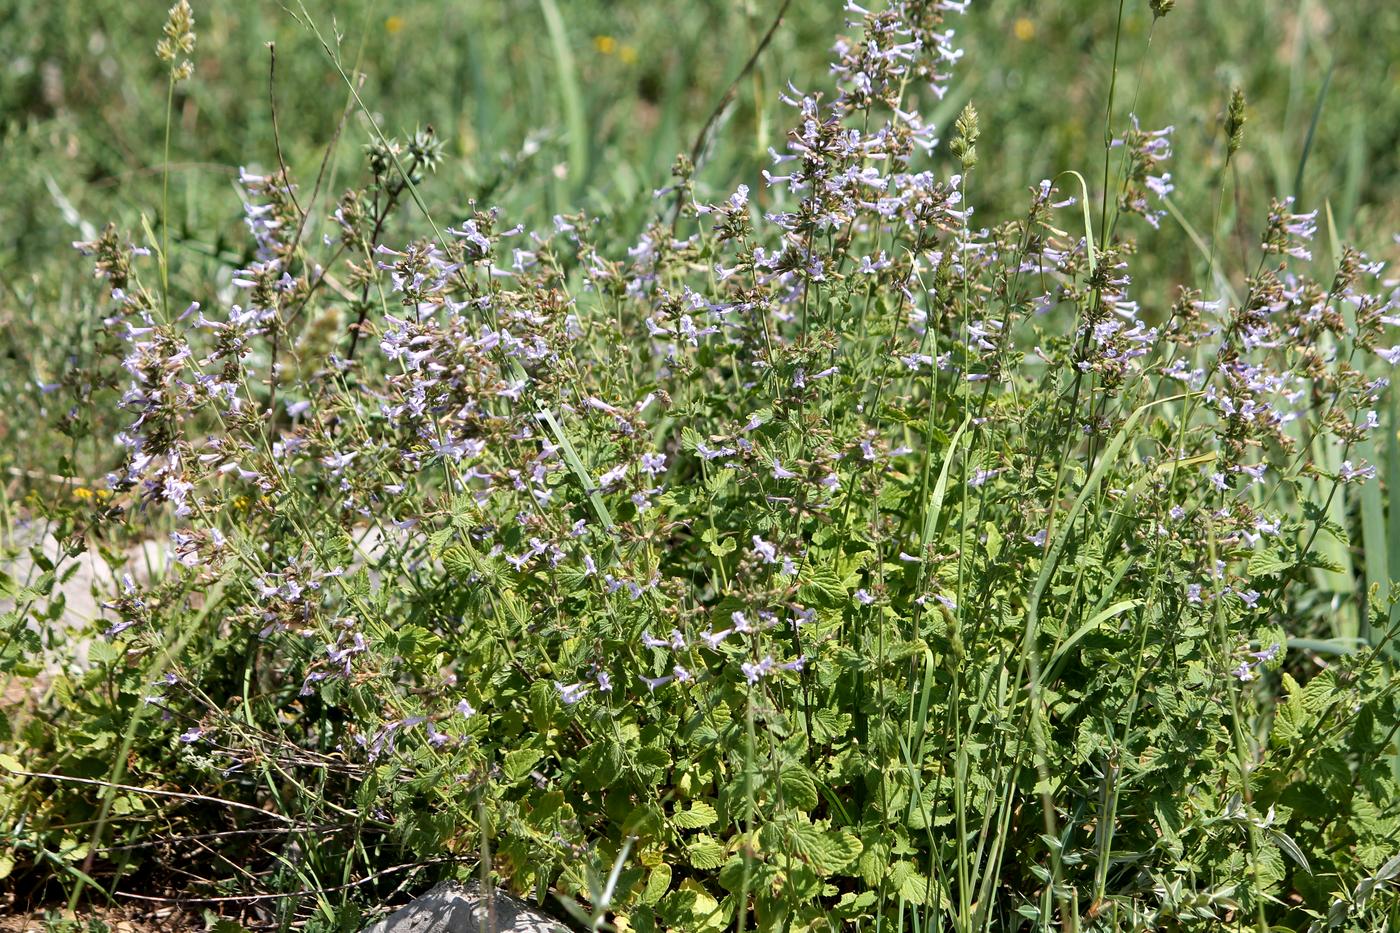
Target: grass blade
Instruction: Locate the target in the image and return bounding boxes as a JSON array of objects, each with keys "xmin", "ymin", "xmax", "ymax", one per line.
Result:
[{"xmin": 538, "ymin": 0, "xmax": 589, "ymax": 198}]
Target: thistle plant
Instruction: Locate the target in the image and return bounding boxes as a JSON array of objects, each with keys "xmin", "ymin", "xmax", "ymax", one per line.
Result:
[{"xmin": 5, "ymin": 1, "xmax": 1400, "ymax": 931}]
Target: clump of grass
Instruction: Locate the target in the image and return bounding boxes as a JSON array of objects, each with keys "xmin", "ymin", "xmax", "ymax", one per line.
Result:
[{"xmin": 4, "ymin": 1, "xmax": 1400, "ymax": 931}]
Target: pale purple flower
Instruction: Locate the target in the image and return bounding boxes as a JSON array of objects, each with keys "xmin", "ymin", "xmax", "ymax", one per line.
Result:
[
  {"xmin": 598, "ymin": 463, "xmax": 629, "ymax": 488},
  {"xmin": 752, "ymin": 536, "xmax": 779, "ymax": 563},
  {"xmin": 1249, "ymin": 643, "xmax": 1281, "ymax": 663},
  {"xmin": 105, "ymin": 619, "xmax": 138, "ymax": 638},
  {"xmin": 701, "ymin": 628, "xmax": 733, "ymax": 650},
  {"xmin": 1339, "ymin": 460, "xmax": 1378, "ymax": 484},
  {"xmin": 426, "ymin": 722, "xmax": 452, "ymax": 747},
  {"xmin": 321, "ymin": 451, "xmax": 356, "ymax": 474},
  {"xmin": 741, "ymin": 656, "xmax": 775, "ymax": 684},
  {"xmin": 641, "ymin": 452, "xmax": 667, "ymax": 476},
  {"xmin": 555, "ymin": 681, "xmax": 590, "ymax": 705},
  {"xmin": 1145, "ymin": 173, "xmax": 1174, "ymax": 200},
  {"xmin": 697, "ymin": 442, "xmax": 736, "ymax": 461},
  {"xmin": 968, "ymin": 468, "xmax": 1001, "ymax": 488}
]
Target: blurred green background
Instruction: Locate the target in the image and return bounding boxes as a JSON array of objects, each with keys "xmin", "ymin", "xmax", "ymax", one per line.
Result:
[{"xmin": 2, "ymin": 0, "xmax": 1398, "ymax": 479}]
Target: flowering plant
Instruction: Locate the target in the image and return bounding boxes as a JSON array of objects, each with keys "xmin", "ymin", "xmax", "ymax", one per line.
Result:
[{"xmin": 6, "ymin": 1, "xmax": 1400, "ymax": 930}]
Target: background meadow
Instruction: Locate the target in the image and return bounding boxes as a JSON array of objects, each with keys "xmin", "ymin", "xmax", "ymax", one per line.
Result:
[{"xmin": 4, "ymin": 0, "xmax": 1400, "ymax": 475}]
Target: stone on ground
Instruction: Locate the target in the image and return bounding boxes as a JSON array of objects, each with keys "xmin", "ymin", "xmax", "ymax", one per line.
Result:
[{"xmin": 360, "ymin": 882, "xmax": 569, "ymax": 933}]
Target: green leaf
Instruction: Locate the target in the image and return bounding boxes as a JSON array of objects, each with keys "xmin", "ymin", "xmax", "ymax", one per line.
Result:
[
  {"xmin": 207, "ymin": 920, "xmax": 251, "ymax": 933},
  {"xmin": 828, "ymin": 832, "xmax": 865, "ymax": 878},
  {"xmin": 858, "ymin": 839, "xmax": 890, "ymax": 888},
  {"xmin": 539, "ymin": 407, "xmax": 615, "ymax": 532},
  {"xmin": 918, "ymin": 416, "xmax": 971, "ymax": 553},
  {"xmin": 788, "ymin": 824, "xmax": 862, "ymax": 876},
  {"xmin": 503, "ymin": 748, "xmax": 544, "ymax": 782},
  {"xmin": 641, "ymin": 863, "xmax": 672, "ymax": 905},
  {"xmin": 984, "ymin": 521, "xmax": 1003, "ymax": 561},
  {"xmin": 1045, "ymin": 599, "xmax": 1140, "ymax": 679},
  {"xmin": 673, "ymin": 801, "xmax": 719, "ymax": 829},
  {"xmin": 800, "ymin": 566, "xmax": 848, "ymax": 608},
  {"xmin": 426, "ymin": 526, "xmax": 455, "ymax": 559},
  {"xmin": 1302, "ymin": 548, "xmax": 1344, "ymax": 573},
  {"xmin": 1269, "ymin": 829, "xmax": 1311, "ymax": 876},
  {"xmin": 779, "ymin": 766, "xmax": 819, "ymax": 811},
  {"xmin": 624, "ymin": 804, "xmax": 664, "ymax": 838},
  {"xmin": 707, "ymin": 535, "xmax": 736, "ymax": 558},
  {"xmin": 442, "ymin": 545, "xmax": 475, "ymax": 578},
  {"xmin": 686, "ymin": 835, "xmax": 726, "ymax": 870},
  {"xmin": 705, "ymin": 468, "xmax": 734, "ymax": 494},
  {"xmin": 888, "ymin": 860, "xmax": 929, "ymax": 905},
  {"xmin": 1247, "ymin": 548, "xmax": 1293, "ymax": 578},
  {"xmin": 811, "ymin": 708, "xmax": 851, "ymax": 743}
]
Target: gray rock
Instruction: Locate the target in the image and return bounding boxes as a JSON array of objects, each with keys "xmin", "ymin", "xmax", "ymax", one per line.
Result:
[
  {"xmin": 3, "ymin": 521, "xmax": 394, "ymax": 685},
  {"xmin": 361, "ymin": 882, "xmax": 570, "ymax": 933},
  {"xmin": 3, "ymin": 526, "xmax": 167, "ymax": 680}
]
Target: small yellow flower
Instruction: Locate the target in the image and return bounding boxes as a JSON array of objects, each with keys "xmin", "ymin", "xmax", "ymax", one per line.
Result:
[
  {"xmin": 72, "ymin": 486, "xmax": 93, "ymax": 501},
  {"xmin": 592, "ymin": 34, "xmax": 617, "ymax": 55},
  {"xmin": 1013, "ymin": 17, "xmax": 1035, "ymax": 41},
  {"xmin": 385, "ymin": 15, "xmax": 405, "ymax": 35},
  {"xmin": 618, "ymin": 44, "xmax": 638, "ymax": 65}
]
